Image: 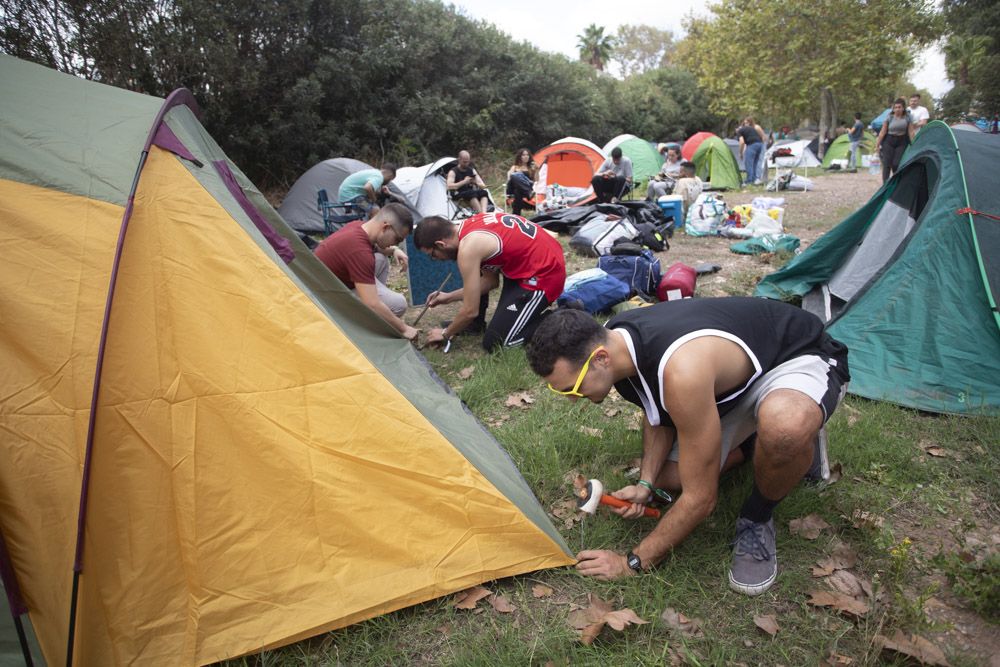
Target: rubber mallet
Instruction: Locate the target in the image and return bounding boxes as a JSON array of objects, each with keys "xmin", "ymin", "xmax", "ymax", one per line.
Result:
[{"xmin": 576, "ymin": 478, "xmax": 661, "ymax": 518}]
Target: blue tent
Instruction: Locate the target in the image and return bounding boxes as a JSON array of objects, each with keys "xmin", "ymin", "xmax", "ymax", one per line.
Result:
[{"xmin": 869, "ymin": 108, "xmax": 891, "ymax": 132}]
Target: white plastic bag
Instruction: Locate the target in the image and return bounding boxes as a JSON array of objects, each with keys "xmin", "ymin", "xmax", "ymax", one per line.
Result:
[{"xmin": 685, "ymin": 193, "xmax": 727, "ymax": 236}]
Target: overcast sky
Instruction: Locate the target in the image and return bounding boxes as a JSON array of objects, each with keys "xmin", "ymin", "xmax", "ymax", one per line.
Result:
[{"xmin": 450, "ymin": 0, "xmax": 951, "ymax": 99}]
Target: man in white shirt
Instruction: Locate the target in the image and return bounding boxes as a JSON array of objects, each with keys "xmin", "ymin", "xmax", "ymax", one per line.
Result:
[{"xmin": 907, "ymin": 94, "xmax": 929, "ymax": 130}]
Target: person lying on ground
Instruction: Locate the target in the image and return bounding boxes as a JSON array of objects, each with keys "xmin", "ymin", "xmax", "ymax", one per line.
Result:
[
  {"xmin": 337, "ymin": 163, "xmax": 397, "ymax": 215},
  {"xmin": 414, "ymin": 212, "xmax": 565, "ymax": 352},
  {"xmin": 315, "ymin": 203, "xmax": 418, "ymax": 341},
  {"xmin": 447, "ymin": 151, "xmax": 491, "ymax": 214},
  {"xmin": 525, "ymin": 298, "xmax": 850, "ymax": 595},
  {"xmin": 591, "ymin": 147, "xmax": 633, "ymax": 204}
]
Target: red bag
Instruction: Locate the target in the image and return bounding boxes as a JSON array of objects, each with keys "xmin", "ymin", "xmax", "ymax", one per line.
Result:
[{"xmin": 657, "ymin": 262, "xmax": 696, "ymax": 301}]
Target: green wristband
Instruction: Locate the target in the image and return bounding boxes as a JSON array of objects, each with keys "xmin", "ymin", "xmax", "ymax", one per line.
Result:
[{"xmin": 637, "ymin": 480, "xmax": 655, "ymax": 493}]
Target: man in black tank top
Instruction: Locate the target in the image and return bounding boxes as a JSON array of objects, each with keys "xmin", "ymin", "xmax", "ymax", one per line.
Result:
[
  {"xmin": 447, "ymin": 150, "xmax": 490, "ymax": 213},
  {"xmin": 526, "ymin": 298, "xmax": 849, "ymax": 595}
]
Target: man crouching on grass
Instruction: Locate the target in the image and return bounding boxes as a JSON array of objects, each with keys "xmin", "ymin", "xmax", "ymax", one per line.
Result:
[{"xmin": 525, "ymin": 297, "xmax": 849, "ymax": 595}]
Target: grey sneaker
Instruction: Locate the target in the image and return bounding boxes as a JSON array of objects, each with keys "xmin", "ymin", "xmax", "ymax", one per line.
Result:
[
  {"xmin": 728, "ymin": 517, "xmax": 777, "ymax": 596},
  {"xmin": 805, "ymin": 425, "xmax": 830, "ymax": 482}
]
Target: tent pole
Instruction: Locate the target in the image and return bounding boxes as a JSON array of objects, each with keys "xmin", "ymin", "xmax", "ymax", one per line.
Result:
[
  {"xmin": 13, "ymin": 614, "xmax": 34, "ymax": 667},
  {"xmin": 65, "ymin": 87, "xmax": 200, "ymax": 667}
]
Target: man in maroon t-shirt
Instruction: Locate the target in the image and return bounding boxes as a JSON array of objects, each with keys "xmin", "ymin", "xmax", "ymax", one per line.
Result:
[
  {"xmin": 314, "ymin": 203, "xmax": 418, "ymax": 341},
  {"xmin": 413, "ymin": 212, "xmax": 565, "ymax": 351}
]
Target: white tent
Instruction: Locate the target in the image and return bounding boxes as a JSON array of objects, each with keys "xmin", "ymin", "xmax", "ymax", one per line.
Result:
[
  {"xmin": 766, "ymin": 139, "xmax": 822, "ymax": 169},
  {"xmin": 393, "ymin": 157, "xmax": 496, "ymax": 219}
]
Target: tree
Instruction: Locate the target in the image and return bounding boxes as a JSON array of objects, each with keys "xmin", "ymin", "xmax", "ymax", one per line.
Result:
[
  {"xmin": 610, "ymin": 24, "xmax": 674, "ymax": 78},
  {"xmin": 577, "ymin": 23, "xmax": 615, "ymax": 71},
  {"xmin": 612, "ymin": 66, "xmax": 722, "ymax": 140},
  {"xmin": 944, "ymin": 34, "xmax": 991, "ymax": 86},
  {"xmin": 676, "ymin": 0, "xmax": 938, "ymax": 126},
  {"xmin": 942, "ymin": 0, "xmax": 1000, "ymax": 113}
]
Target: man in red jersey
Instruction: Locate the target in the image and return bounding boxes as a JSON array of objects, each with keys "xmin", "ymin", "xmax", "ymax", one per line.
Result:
[{"xmin": 414, "ymin": 212, "xmax": 566, "ymax": 351}]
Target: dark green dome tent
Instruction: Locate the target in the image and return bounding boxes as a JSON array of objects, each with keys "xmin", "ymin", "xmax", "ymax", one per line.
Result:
[{"xmin": 757, "ymin": 121, "xmax": 1000, "ymax": 414}]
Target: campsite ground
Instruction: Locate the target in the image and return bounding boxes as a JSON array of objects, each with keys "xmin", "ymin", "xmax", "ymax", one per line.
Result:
[{"xmin": 242, "ymin": 171, "xmax": 998, "ymax": 666}]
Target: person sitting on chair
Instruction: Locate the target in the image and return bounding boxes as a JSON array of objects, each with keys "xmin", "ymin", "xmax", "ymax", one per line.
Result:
[
  {"xmin": 415, "ymin": 212, "xmax": 565, "ymax": 352},
  {"xmin": 337, "ymin": 163, "xmax": 397, "ymax": 216},
  {"xmin": 591, "ymin": 147, "xmax": 633, "ymax": 204},
  {"xmin": 674, "ymin": 161, "xmax": 703, "ymax": 216},
  {"xmin": 647, "ymin": 145, "xmax": 683, "ymax": 200},
  {"xmin": 507, "ymin": 147, "xmax": 537, "ymax": 216},
  {"xmin": 447, "ymin": 151, "xmax": 490, "ymax": 214},
  {"xmin": 314, "ymin": 203, "xmax": 418, "ymax": 342}
]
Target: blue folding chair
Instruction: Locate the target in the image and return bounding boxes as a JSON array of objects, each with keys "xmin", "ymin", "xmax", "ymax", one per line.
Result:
[{"xmin": 317, "ymin": 188, "xmax": 365, "ymax": 235}]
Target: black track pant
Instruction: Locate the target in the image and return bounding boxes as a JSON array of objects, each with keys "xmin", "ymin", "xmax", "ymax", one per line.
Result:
[
  {"xmin": 881, "ymin": 134, "xmax": 909, "ymax": 183},
  {"xmin": 478, "ymin": 278, "xmax": 551, "ymax": 352}
]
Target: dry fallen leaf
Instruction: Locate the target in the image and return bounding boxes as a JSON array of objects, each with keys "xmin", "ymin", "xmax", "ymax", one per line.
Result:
[
  {"xmin": 876, "ymin": 630, "xmax": 950, "ymax": 666},
  {"xmin": 806, "ymin": 590, "xmax": 869, "ymax": 618},
  {"xmin": 550, "ymin": 499, "xmax": 582, "ymax": 529},
  {"xmin": 789, "ymin": 514, "xmax": 831, "ymax": 540},
  {"xmin": 753, "ymin": 614, "xmax": 780, "ymax": 636},
  {"xmin": 603, "ymin": 407, "xmax": 620, "ymax": 417},
  {"xmin": 454, "ymin": 585, "xmax": 492, "ymax": 610},
  {"xmin": 435, "ymin": 623, "xmax": 451, "ymax": 636},
  {"xmin": 568, "ymin": 594, "xmax": 647, "ymax": 645},
  {"xmin": 925, "ymin": 446, "xmax": 947, "ymax": 458},
  {"xmin": 660, "ymin": 607, "xmax": 705, "ymax": 638},
  {"xmin": 825, "ymin": 652, "xmax": 854, "ymax": 665},
  {"xmin": 489, "ymin": 593, "xmax": 516, "ymax": 614},
  {"xmin": 457, "ymin": 366, "xmax": 475, "ymax": 380},
  {"xmin": 849, "ymin": 509, "xmax": 885, "ymax": 529},
  {"xmin": 504, "ymin": 391, "xmax": 535, "ymax": 408},
  {"xmin": 827, "ymin": 569, "xmax": 866, "ymax": 599},
  {"xmin": 532, "ymin": 583, "xmax": 555, "ymax": 598},
  {"xmin": 578, "ymin": 426, "xmax": 603, "ymax": 438}
]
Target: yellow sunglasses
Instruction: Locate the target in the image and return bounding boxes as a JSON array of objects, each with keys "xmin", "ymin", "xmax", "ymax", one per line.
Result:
[{"xmin": 547, "ymin": 346, "xmax": 605, "ymax": 397}]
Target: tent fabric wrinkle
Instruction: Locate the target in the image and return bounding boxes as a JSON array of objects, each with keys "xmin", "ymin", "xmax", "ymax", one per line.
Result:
[{"xmin": 211, "ymin": 159, "xmax": 295, "ymax": 263}]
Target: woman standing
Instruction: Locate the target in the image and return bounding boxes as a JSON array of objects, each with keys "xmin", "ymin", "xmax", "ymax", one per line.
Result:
[
  {"xmin": 507, "ymin": 147, "xmax": 537, "ymax": 216},
  {"xmin": 875, "ymin": 98, "xmax": 914, "ymax": 183}
]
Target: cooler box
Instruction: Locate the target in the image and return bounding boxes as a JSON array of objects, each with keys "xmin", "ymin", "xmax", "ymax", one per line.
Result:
[{"xmin": 657, "ymin": 194, "xmax": 684, "ymax": 227}]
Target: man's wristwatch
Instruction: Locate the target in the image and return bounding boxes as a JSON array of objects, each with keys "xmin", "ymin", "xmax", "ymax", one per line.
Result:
[{"xmin": 626, "ymin": 550, "xmax": 643, "ymax": 573}]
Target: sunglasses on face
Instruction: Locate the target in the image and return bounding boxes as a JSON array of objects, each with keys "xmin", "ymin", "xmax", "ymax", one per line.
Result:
[{"xmin": 547, "ymin": 346, "xmax": 604, "ymax": 397}]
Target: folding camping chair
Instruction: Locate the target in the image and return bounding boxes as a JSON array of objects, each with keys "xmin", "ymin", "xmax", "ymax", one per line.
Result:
[{"xmin": 317, "ymin": 188, "xmax": 365, "ymax": 235}]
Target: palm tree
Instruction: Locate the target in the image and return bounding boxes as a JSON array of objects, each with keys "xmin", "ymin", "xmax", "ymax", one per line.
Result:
[
  {"xmin": 944, "ymin": 35, "xmax": 991, "ymax": 86},
  {"xmin": 577, "ymin": 24, "xmax": 615, "ymax": 71}
]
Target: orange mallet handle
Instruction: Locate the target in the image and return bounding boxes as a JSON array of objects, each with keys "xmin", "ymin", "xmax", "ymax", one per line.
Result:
[{"xmin": 600, "ymin": 494, "xmax": 661, "ymax": 518}]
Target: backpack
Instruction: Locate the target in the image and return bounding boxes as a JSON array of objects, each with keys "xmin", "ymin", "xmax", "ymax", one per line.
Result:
[
  {"xmin": 557, "ymin": 269, "xmax": 631, "ymax": 314},
  {"xmin": 569, "ymin": 215, "xmax": 639, "ymax": 257},
  {"xmin": 634, "ymin": 221, "xmax": 671, "ymax": 252},
  {"xmin": 598, "ymin": 249, "xmax": 662, "ymax": 299}
]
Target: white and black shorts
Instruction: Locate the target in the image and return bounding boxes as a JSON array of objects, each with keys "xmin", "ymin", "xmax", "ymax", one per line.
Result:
[{"xmin": 667, "ymin": 354, "xmax": 849, "ymax": 468}]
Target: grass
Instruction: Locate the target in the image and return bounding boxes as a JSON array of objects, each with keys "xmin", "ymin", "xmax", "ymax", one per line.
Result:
[{"xmin": 226, "ymin": 175, "xmax": 999, "ymax": 666}]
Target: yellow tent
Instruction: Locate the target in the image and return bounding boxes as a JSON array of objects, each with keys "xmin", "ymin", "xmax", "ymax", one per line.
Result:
[{"xmin": 0, "ymin": 55, "xmax": 573, "ymax": 665}]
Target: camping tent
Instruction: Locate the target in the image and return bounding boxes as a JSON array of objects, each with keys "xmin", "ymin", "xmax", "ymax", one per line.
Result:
[
  {"xmin": 603, "ymin": 134, "xmax": 663, "ymax": 192},
  {"xmin": 691, "ymin": 135, "xmax": 742, "ymax": 191},
  {"xmin": 682, "ymin": 131, "xmax": 715, "ymax": 161},
  {"xmin": 723, "ymin": 138, "xmax": 746, "ymax": 171},
  {"xmin": 821, "ymin": 132, "xmax": 878, "ymax": 168},
  {"xmin": 869, "ymin": 108, "xmax": 892, "ymax": 132},
  {"xmin": 0, "ymin": 54, "xmax": 573, "ymax": 666},
  {"xmin": 756, "ymin": 121, "xmax": 1000, "ymax": 414},
  {"xmin": 277, "ymin": 157, "xmax": 374, "ymax": 234},
  {"xmin": 950, "ymin": 122, "xmax": 984, "ymax": 133},
  {"xmin": 766, "ymin": 139, "xmax": 822, "ymax": 170},
  {"xmin": 532, "ymin": 137, "xmax": 606, "ymax": 206}
]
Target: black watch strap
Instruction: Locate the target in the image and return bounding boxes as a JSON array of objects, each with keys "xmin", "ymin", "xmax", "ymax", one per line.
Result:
[{"xmin": 626, "ymin": 550, "xmax": 643, "ymax": 573}]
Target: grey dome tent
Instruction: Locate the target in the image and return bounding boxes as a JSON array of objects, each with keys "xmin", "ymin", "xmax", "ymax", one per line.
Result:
[
  {"xmin": 278, "ymin": 157, "xmax": 374, "ymax": 234},
  {"xmin": 756, "ymin": 121, "xmax": 1000, "ymax": 414}
]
